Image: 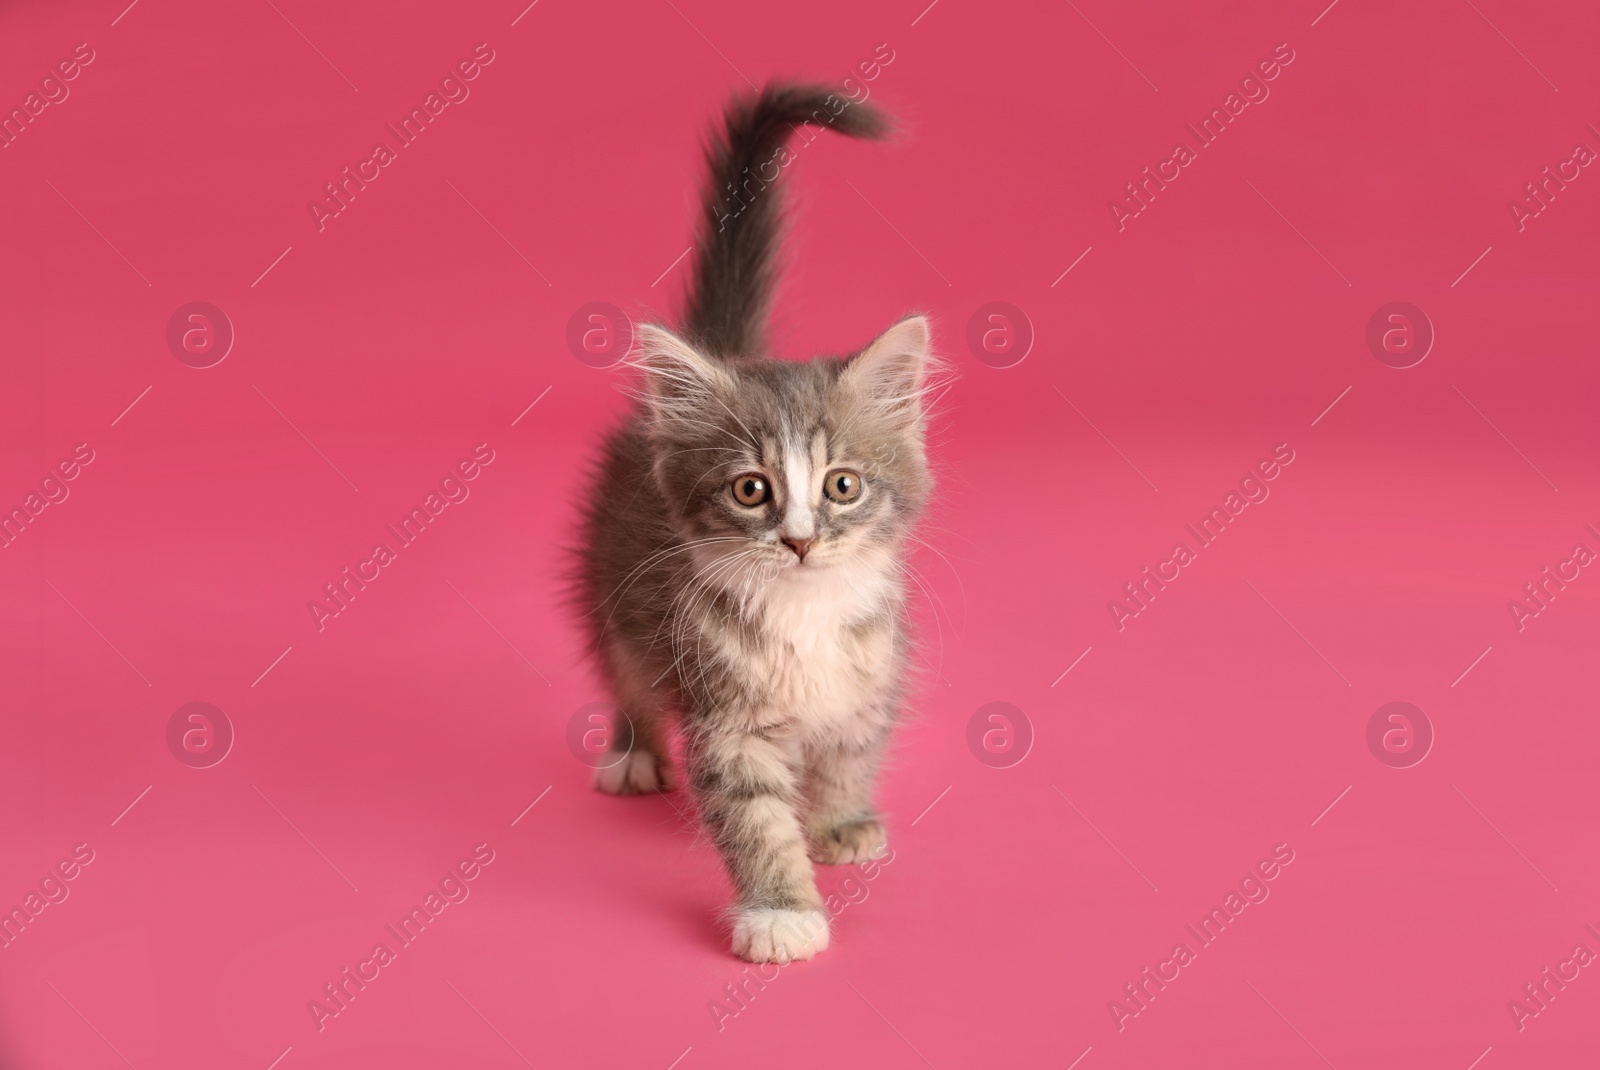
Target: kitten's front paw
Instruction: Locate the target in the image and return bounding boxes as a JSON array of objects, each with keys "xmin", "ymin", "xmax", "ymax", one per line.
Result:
[
  {"xmin": 809, "ymin": 819, "xmax": 887, "ymax": 864},
  {"xmin": 593, "ymin": 750, "xmax": 674, "ymax": 795},
  {"xmin": 731, "ymin": 908, "xmax": 830, "ymax": 964}
]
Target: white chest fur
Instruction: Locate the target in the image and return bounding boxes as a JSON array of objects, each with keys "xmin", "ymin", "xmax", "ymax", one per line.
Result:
[{"xmin": 739, "ymin": 559, "xmax": 898, "ymax": 741}]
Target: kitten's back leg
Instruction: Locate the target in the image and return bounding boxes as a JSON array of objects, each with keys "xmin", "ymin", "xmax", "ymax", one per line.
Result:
[
  {"xmin": 593, "ymin": 640, "xmax": 676, "ymax": 795},
  {"xmin": 804, "ymin": 721, "xmax": 891, "ymax": 864}
]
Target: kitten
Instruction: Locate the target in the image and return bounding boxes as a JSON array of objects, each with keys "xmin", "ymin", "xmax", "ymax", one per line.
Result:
[{"xmin": 573, "ymin": 83, "xmax": 936, "ymax": 964}]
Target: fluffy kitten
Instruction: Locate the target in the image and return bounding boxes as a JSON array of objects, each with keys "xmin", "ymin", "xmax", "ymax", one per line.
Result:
[{"xmin": 574, "ymin": 83, "xmax": 936, "ymax": 964}]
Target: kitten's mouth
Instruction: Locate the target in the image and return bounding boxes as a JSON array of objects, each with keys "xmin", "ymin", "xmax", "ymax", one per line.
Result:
[{"xmin": 777, "ymin": 548, "xmax": 836, "ymax": 573}]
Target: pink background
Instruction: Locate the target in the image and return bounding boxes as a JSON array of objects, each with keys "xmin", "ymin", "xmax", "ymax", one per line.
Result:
[{"xmin": 2, "ymin": 0, "xmax": 1598, "ymax": 1067}]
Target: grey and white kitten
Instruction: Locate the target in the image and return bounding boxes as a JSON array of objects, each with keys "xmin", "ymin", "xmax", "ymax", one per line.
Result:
[{"xmin": 574, "ymin": 84, "xmax": 935, "ymax": 963}]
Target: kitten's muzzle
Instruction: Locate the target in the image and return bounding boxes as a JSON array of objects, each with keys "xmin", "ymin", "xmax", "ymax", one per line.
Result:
[{"xmin": 780, "ymin": 536, "xmax": 814, "ymax": 561}]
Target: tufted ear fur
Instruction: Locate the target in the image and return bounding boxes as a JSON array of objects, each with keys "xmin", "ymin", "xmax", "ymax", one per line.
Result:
[
  {"xmin": 836, "ymin": 315, "xmax": 936, "ymax": 432},
  {"xmin": 629, "ymin": 323, "xmax": 737, "ymax": 433}
]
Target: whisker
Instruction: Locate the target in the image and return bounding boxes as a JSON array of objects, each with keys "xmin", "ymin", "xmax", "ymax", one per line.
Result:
[
  {"xmin": 907, "ymin": 533, "xmax": 967, "ymax": 626},
  {"xmin": 593, "ymin": 536, "xmax": 747, "ymax": 646}
]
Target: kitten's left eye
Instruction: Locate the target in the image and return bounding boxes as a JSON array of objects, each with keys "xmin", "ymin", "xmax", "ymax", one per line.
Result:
[{"xmin": 824, "ymin": 469, "xmax": 863, "ymax": 503}]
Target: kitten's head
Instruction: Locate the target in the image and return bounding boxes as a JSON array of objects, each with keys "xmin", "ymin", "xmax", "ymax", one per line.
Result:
[{"xmin": 631, "ymin": 316, "xmax": 937, "ymax": 586}]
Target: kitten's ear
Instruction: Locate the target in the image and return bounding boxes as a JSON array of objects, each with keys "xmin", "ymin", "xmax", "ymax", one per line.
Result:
[
  {"xmin": 839, "ymin": 315, "xmax": 936, "ymax": 429},
  {"xmin": 630, "ymin": 323, "xmax": 733, "ymax": 425}
]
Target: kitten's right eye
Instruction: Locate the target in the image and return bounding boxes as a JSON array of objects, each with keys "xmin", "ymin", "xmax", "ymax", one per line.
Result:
[{"xmin": 730, "ymin": 473, "xmax": 770, "ymax": 507}]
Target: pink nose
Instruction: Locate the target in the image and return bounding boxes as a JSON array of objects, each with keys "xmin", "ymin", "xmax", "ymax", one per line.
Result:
[{"xmin": 781, "ymin": 537, "xmax": 813, "ymax": 560}]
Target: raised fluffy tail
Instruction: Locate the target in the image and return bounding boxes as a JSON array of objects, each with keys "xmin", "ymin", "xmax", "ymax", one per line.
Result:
[{"xmin": 681, "ymin": 83, "xmax": 888, "ymax": 358}]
